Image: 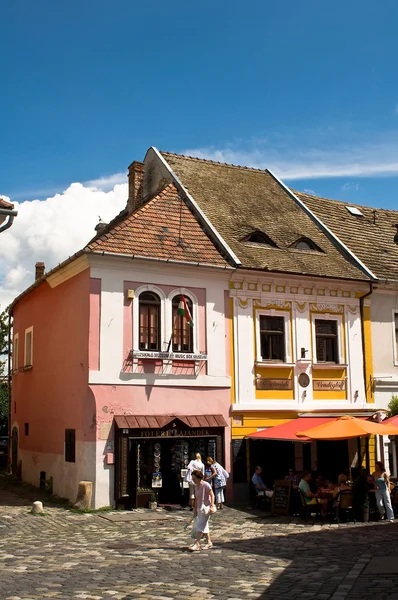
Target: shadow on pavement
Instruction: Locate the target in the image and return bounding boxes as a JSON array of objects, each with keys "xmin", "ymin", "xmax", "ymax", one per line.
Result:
[{"xmin": 214, "ymin": 521, "xmax": 398, "ymax": 599}]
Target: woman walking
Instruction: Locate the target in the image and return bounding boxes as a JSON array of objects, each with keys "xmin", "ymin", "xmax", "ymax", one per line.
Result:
[
  {"xmin": 188, "ymin": 470, "xmax": 215, "ymax": 552},
  {"xmin": 185, "ymin": 453, "xmax": 205, "ymax": 509},
  {"xmin": 372, "ymin": 461, "xmax": 394, "ymax": 522},
  {"xmin": 207, "ymin": 457, "xmax": 227, "ymax": 510}
]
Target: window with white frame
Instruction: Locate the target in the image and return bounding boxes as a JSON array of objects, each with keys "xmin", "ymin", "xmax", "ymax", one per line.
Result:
[
  {"xmin": 138, "ymin": 292, "xmax": 161, "ymax": 351},
  {"xmin": 13, "ymin": 333, "xmax": 19, "ymax": 373},
  {"xmin": 24, "ymin": 327, "xmax": 33, "ymax": 367},
  {"xmin": 394, "ymin": 312, "xmax": 398, "ymax": 365},
  {"xmin": 256, "ymin": 310, "xmax": 291, "ymax": 363},
  {"xmin": 171, "ymin": 295, "xmax": 193, "ymax": 353},
  {"xmin": 313, "ymin": 317, "xmax": 341, "ymax": 363}
]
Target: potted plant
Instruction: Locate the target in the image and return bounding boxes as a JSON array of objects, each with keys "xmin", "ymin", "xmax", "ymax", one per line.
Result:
[{"xmin": 136, "ymin": 487, "xmax": 153, "ymax": 508}]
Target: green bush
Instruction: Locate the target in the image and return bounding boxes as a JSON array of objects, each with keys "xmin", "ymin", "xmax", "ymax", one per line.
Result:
[{"xmin": 388, "ymin": 394, "xmax": 398, "ymax": 417}]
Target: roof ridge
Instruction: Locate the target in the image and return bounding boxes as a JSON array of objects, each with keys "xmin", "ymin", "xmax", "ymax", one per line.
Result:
[
  {"xmin": 295, "ymin": 189, "xmax": 398, "ymax": 216},
  {"xmin": 160, "ymin": 150, "xmax": 271, "ymax": 174}
]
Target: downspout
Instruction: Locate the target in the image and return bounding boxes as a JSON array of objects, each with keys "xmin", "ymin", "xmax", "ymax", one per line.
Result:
[
  {"xmin": 7, "ymin": 311, "xmax": 12, "ymax": 474},
  {"xmin": 359, "ymin": 282, "xmax": 373, "ymax": 405},
  {"xmin": 0, "ymin": 208, "xmax": 18, "ymax": 234}
]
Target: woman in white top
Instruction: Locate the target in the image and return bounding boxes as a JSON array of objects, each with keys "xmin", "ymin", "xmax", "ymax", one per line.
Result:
[{"xmin": 185, "ymin": 453, "xmax": 205, "ymax": 508}]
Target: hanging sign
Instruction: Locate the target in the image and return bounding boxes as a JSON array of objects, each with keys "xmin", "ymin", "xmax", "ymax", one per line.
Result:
[{"xmin": 132, "ymin": 351, "xmax": 207, "ymax": 360}]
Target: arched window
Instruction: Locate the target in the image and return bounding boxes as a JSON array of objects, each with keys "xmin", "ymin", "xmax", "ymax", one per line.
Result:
[
  {"xmin": 139, "ymin": 292, "xmax": 161, "ymax": 351},
  {"xmin": 245, "ymin": 231, "xmax": 278, "ymax": 247},
  {"xmin": 172, "ymin": 296, "xmax": 193, "ymax": 353},
  {"xmin": 293, "ymin": 237, "xmax": 322, "ymax": 252}
]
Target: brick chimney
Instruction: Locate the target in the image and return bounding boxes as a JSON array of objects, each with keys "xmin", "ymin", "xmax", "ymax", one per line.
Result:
[
  {"xmin": 35, "ymin": 262, "xmax": 45, "ymax": 280},
  {"xmin": 127, "ymin": 161, "xmax": 144, "ymax": 214}
]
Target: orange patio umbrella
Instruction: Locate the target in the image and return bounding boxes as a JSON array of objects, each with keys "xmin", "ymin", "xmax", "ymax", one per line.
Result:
[{"xmin": 296, "ymin": 415, "xmax": 398, "ymax": 440}]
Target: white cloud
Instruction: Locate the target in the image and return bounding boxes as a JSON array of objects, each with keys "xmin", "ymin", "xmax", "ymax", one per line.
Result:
[
  {"xmin": 86, "ymin": 172, "xmax": 127, "ymax": 190},
  {"xmin": 342, "ymin": 182, "xmax": 360, "ymax": 192},
  {"xmin": 182, "ymin": 130, "xmax": 398, "ymax": 180},
  {"xmin": 0, "ymin": 182, "xmax": 127, "ymax": 310},
  {"xmin": 303, "ymin": 188, "xmax": 316, "ymax": 194}
]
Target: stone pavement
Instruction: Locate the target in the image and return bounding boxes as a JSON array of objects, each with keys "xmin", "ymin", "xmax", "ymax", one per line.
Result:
[{"xmin": 1, "ymin": 478, "xmax": 398, "ymax": 599}]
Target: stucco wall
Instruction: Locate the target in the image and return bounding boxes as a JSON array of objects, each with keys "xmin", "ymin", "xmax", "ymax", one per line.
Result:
[
  {"xmin": 11, "ymin": 268, "xmax": 93, "ymax": 501},
  {"xmin": 371, "ymin": 289, "xmax": 398, "ymax": 409}
]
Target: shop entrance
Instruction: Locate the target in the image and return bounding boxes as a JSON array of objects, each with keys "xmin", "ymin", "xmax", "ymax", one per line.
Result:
[
  {"xmin": 114, "ymin": 414, "xmax": 227, "ymax": 509},
  {"xmin": 317, "ymin": 440, "xmax": 349, "ymax": 481},
  {"xmin": 128, "ymin": 437, "xmax": 217, "ymax": 506}
]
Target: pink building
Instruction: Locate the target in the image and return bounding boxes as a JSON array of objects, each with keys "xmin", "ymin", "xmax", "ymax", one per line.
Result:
[{"xmin": 10, "ymin": 166, "xmax": 233, "ymax": 508}]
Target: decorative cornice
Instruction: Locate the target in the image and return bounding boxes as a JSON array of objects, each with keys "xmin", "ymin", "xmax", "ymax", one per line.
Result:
[{"xmin": 310, "ymin": 303, "xmax": 344, "ymax": 313}]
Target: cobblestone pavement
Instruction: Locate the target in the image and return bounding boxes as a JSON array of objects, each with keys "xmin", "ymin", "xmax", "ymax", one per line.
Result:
[{"xmin": 1, "ymin": 479, "xmax": 398, "ymax": 600}]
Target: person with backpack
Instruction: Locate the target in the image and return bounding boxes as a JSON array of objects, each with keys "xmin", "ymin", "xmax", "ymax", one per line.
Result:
[{"xmin": 206, "ymin": 457, "xmax": 229, "ymax": 509}]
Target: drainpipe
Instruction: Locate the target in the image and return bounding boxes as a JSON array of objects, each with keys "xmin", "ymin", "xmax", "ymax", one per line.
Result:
[
  {"xmin": 359, "ymin": 282, "xmax": 373, "ymax": 404},
  {"xmin": 0, "ymin": 208, "xmax": 18, "ymax": 234},
  {"xmin": 7, "ymin": 311, "xmax": 12, "ymax": 473}
]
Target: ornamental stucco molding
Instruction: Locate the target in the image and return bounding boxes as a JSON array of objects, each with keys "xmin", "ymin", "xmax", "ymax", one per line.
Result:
[
  {"xmin": 309, "ymin": 303, "xmax": 344, "ymax": 313},
  {"xmin": 253, "ymin": 299, "xmax": 291, "ymax": 309}
]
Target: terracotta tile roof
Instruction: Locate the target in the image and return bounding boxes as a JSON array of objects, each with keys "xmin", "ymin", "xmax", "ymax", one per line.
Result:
[
  {"xmin": 85, "ymin": 183, "xmax": 230, "ymax": 267},
  {"xmin": 160, "ymin": 152, "xmax": 368, "ymax": 281},
  {"xmin": 0, "ymin": 198, "xmax": 13, "ymax": 209},
  {"xmin": 295, "ymin": 190, "xmax": 398, "ymax": 281}
]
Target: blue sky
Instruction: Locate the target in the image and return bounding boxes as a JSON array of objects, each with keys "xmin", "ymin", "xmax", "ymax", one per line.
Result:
[{"xmin": 1, "ymin": 0, "xmax": 398, "ymax": 208}]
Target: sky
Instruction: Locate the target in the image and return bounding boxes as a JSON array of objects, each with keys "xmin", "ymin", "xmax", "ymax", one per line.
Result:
[{"xmin": 1, "ymin": 0, "xmax": 398, "ymax": 308}]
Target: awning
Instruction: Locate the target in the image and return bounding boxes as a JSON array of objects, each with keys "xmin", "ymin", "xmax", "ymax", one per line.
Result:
[
  {"xmin": 114, "ymin": 414, "xmax": 227, "ymax": 429},
  {"xmin": 247, "ymin": 417, "xmax": 336, "ymax": 441},
  {"xmin": 383, "ymin": 415, "xmax": 398, "ymax": 428}
]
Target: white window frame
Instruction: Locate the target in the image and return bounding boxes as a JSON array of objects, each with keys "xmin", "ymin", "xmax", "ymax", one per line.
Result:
[
  {"xmin": 255, "ymin": 309, "xmax": 292, "ymax": 364},
  {"xmin": 311, "ymin": 314, "xmax": 344, "ymax": 365},
  {"xmin": 392, "ymin": 310, "xmax": 398, "ymax": 366},
  {"xmin": 133, "ymin": 285, "xmax": 166, "ymax": 352},
  {"xmin": 167, "ymin": 288, "xmax": 199, "ymax": 354},
  {"xmin": 24, "ymin": 326, "xmax": 34, "ymax": 367},
  {"xmin": 13, "ymin": 333, "xmax": 19, "ymax": 373}
]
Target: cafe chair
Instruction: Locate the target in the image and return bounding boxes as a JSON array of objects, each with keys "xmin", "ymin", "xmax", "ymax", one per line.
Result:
[
  {"xmin": 251, "ymin": 484, "xmax": 271, "ymax": 510},
  {"xmin": 336, "ymin": 491, "xmax": 355, "ymax": 524},
  {"xmin": 298, "ymin": 490, "xmax": 322, "ymax": 522}
]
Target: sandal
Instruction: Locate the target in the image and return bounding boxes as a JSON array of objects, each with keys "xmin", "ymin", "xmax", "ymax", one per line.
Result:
[
  {"xmin": 202, "ymin": 543, "xmax": 213, "ymax": 549},
  {"xmin": 188, "ymin": 544, "xmax": 201, "ymax": 552}
]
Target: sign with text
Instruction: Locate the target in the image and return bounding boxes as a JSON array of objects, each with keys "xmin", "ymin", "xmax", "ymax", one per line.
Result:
[
  {"xmin": 132, "ymin": 351, "xmax": 207, "ymax": 361},
  {"xmin": 271, "ymin": 480, "xmax": 291, "ymax": 515},
  {"xmin": 256, "ymin": 378, "xmax": 292, "ymax": 391},
  {"xmin": 313, "ymin": 380, "xmax": 346, "ymax": 391}
]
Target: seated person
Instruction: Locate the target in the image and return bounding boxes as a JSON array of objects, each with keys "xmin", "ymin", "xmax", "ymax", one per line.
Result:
[
  {"xmin": 299, "ymin": 471, "xmax": 328, "ymax": 514},
  {"xmin": 332, "ymin": 473, "xmax": 351, "ymax": 502},
  {"xmin": 285, "ymin": 468, "xmax": 299, "ymax": 487},
  {"xmin": 252, "ymin": 466, "xmax": 273, "ymax": 498}
]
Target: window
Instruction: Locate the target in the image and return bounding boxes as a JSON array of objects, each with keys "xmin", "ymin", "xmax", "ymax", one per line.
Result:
[
  {"xmin": 245, "ymin": 231, "xmax": 278, "ymax": 247},
  {"xmin": 259, "ymin": 316, "xmax": 285, "ymax": 361},
  {"xmin": 24, "ymin": 327, "xmax": 33, "ymax": 367},
  {"xmin": 24, "ymin": 423, "xmax": 29, "ymax": 436},
  {"xmin": 315, "ymin": 319, "xmax": 338, "ymax": 363},
  {"xmin": 395, "ymin": 313, "xmax": 398, "ymax": 364},
  {"xmin": 65, "ymin": 429, "xmax": 76, "ymax": 463},
  {"xmin": 139, "ymin": 292, "xmax": 161, "ymax": 351},
  {"xmin": 172, "ymin": 296, "xmax": 193, "ymax": 353},
  {"xmin": 13, "ymin": 333, "xmax": 19, "ymax": 372},
  {"xmin": 292, "ymin": 237, "xmax": 322, "ymax": 252}
]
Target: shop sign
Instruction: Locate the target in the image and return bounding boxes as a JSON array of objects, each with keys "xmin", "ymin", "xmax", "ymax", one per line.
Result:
[
  {"xmin": 256, "ymin": 378, "xmax": 292, "ymax": 390},
  {"xmin": 140, "ymin": 428, "xmax": 211, "ymax": 438},
  {"xmin": 313, "ymin": 380, "xmax": 346, "ymax": 391},
  {"xmin": 132, "ymin": 351, "xmax": 207, "ymax": 360}
]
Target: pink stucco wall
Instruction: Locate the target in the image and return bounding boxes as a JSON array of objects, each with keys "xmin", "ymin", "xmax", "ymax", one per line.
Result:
[
  {"xmin": 90, "ymin": 383, "xmax": 232, "ymax": 470},
  {"xmin": 12, "ymin": 268, "xmax": 92, "ymax": 455},
  {"xmin": 89, "ymin": 278, "xmax": 101, "ymax": 371}
]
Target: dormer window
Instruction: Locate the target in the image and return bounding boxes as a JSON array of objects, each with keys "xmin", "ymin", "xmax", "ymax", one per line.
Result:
[
  {"xmin": 244, "ymin": 231, "xmax": 278, "ymax": 247},
  {"xmin": 292, "ymin": 237, "xmax": 322, "ymax": 252}
]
